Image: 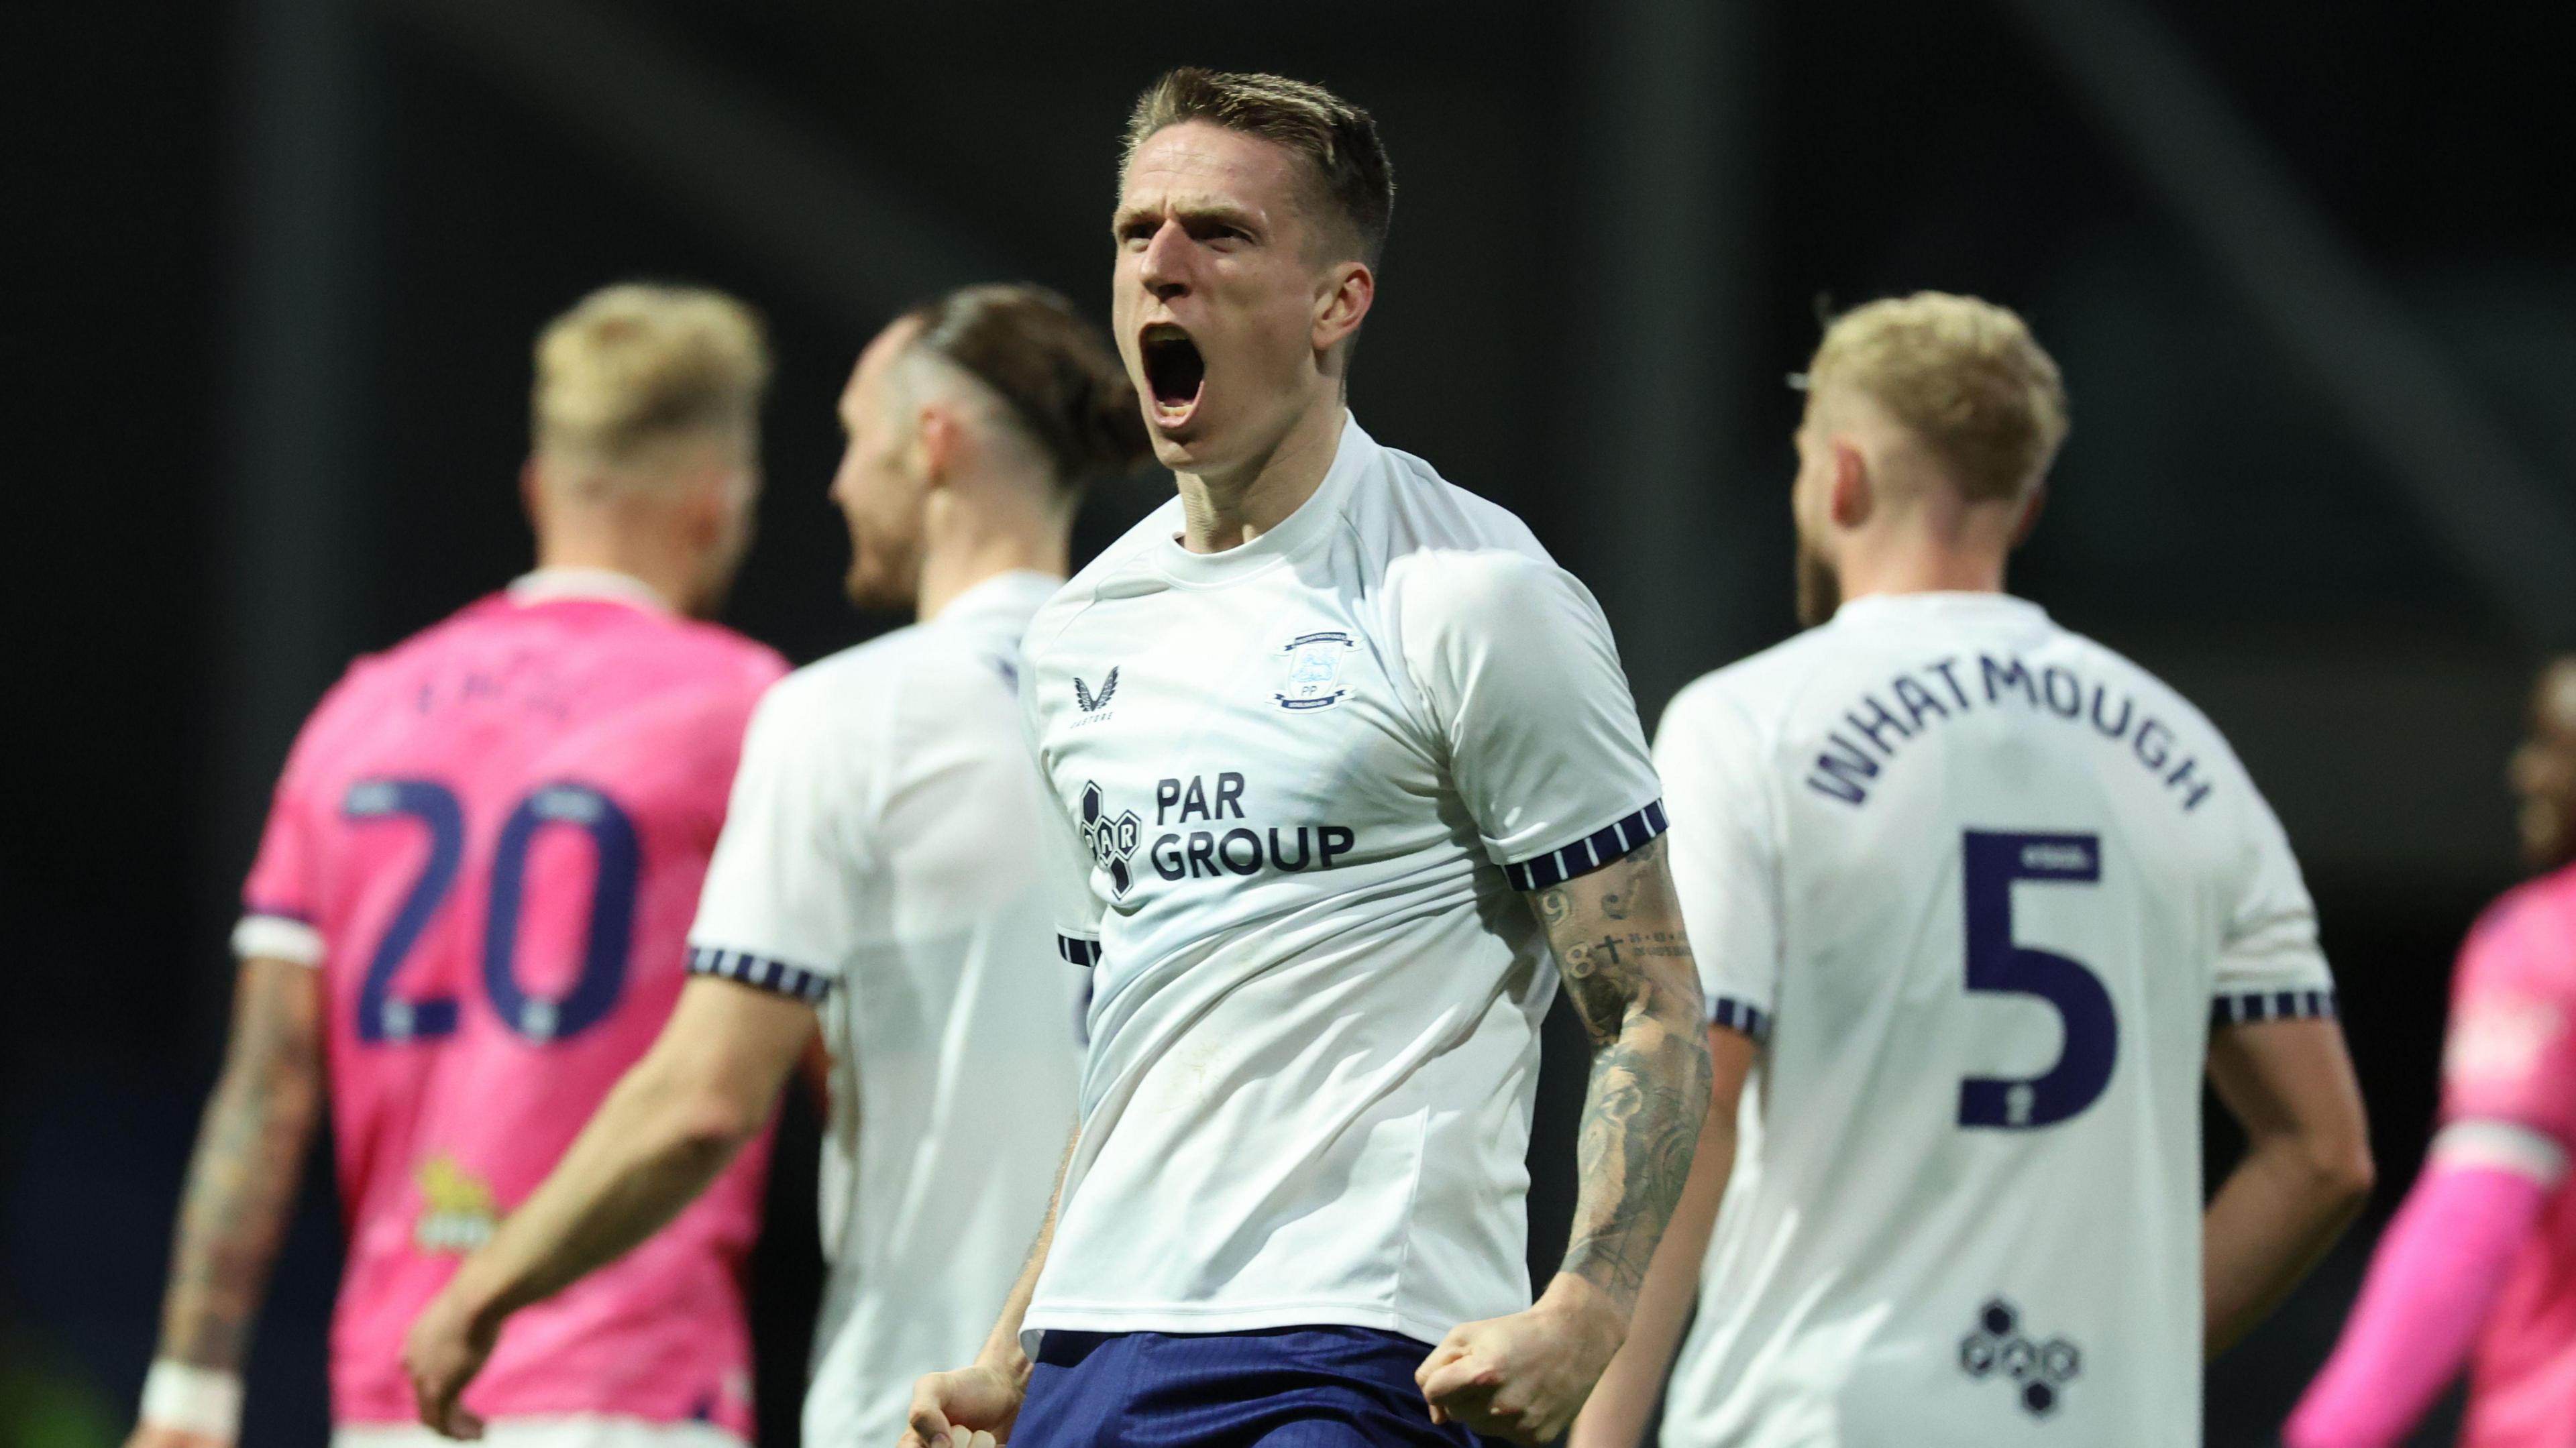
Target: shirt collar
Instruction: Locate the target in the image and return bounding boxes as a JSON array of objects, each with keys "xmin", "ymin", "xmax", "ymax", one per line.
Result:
[
  {"xmin": 1829, "ymin": 590, "xmax": 2049, "ymax": 628},
  {"xmin": 932, "ymin": 569, "xmax": 1065, "ymax": 624},
  {"xmin": 506, "ymin": 567, "xmax": 674, "ymax": 615},
  {"xmin": 1150, "ymin": 411, "xmax": 1374, "ymax": 587}
]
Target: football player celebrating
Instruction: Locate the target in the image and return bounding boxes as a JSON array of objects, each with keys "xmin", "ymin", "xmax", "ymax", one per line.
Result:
[
  {"xmin": 129, "ymin": 285, "xmax": 787, "ymax": 1448},
  {"xmin": 904, "ymin": 68, "xmax": 1711, "ymax": 1448},
  {"xmin": 1574, "ymin": 293, "xmax": 2375, "ymax": 1447},
  {"xmin": 2287, "ymin": 659, "xmax": 2576, "ymax": 1447},
  {"xmin": 402, "ymin": 284, "xmax": 1148, "ymax": 1447}
]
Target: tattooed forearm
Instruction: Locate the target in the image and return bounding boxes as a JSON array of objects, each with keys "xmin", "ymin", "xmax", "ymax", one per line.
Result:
[
  {"xmin": 1531, "ymin": 836, "xmax": 1712, "ymax": 1315},
  {"xmin": 156, "ymin": 957, "xmax": 326, "ymax": 1369}
]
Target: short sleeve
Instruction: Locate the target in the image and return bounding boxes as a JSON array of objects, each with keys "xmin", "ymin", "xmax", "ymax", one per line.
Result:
[
  {"xmin": 1025, "ymin": 669, "xmax": 1106, "ymax": 968},
  {"xmin": 2207, "ymin": 773, "xmax": 2339, "ymax": 1026},
  {"xmin": 1652, "ymin": 680, "xmax": 1779, "ymax": 1042},
  {"xmin": 2440, "ymin": 891, "xmax": 2576, "ymax": 1152},
  {"xmin": 233, "ymin": 707, "xmax": 332, "ymax": 966},
  {"xmin": 1393, "ymin": 550, "xmax": 1665, "ymax": 892},
  {"xmin": 684, "ymin": 677, "xmax": 863, "ymax": 1004}
]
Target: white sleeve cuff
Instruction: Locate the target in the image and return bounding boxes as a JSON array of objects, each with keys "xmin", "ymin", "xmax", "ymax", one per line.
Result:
[
  {"xmin": 2432, "ymin": 1119, "xmax": 2572, "ymax": 1186},
  {"xmin": 231, "ymin": 913, "xmax": 323, "ymax": 966},
  {"xmin": 140, "ymin": 1360, "xmax": 243, "ymax": 1439}
]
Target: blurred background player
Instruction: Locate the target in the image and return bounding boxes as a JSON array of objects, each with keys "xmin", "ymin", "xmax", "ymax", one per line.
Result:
[
  {"xmin": 400, "ymin": 283, "xmax": 1148, "ymax": 1447},
  {"xmin": 127, "ymin": 284, "xmax": 787, "ymax": 1448},
  {"xmin": 1573, "ymin": 293, "xmax": 2375, "ymax": 1447},
  {"xmin": 2286, "ymin": 659, "xmax": 2576, "ymax": 1447},
  {"xmin": 906, "ymin": 69, "xmax": 1709, "ymax": 1448}
]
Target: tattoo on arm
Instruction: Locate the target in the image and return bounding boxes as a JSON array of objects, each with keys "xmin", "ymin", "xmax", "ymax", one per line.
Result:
[
  {"xmin": 1532, "ymin": 836, "xmax": 1713, "ymax": 1315},
  {"xmin": 156, "ymin": 958, "xmax": 327, "ymax": 1370}
]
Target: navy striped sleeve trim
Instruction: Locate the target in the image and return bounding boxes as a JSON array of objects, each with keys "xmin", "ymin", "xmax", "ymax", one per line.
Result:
[
  {"xmin": 1709, "ymin": 995, "xmax": 1772, "ymax": 1042},
  {"xmin": 687, "ymin": 946, "xmax": 835, "ymax": 1004},
  {"xmin": 1503, "ymin": 800, "xmax": 1670, "ymax": 893},
  {"xmin": 1058, "ymin": 935, "xmax": 1102, "ymax": 968},
  {"xmin": 2210, "ymin": 987, "xmax": 2339, "ymax": 1027}
]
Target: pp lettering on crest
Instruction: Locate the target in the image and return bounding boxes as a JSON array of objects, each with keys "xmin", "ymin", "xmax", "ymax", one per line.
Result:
[{"xmin": 1275, "ymin": 632, "xmax": 1358, "ymax": 712}]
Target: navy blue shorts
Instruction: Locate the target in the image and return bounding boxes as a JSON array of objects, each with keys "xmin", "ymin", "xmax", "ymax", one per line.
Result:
[{"xmin": 1010, "ymin": 1326, "xmax": 1497, "ymax": 1448}]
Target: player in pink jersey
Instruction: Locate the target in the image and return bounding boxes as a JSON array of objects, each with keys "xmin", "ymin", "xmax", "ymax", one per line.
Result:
[
  {"xmin": 130, "ymin": 284, "xmax": 788, "ymax": 1448},
  {"xmin": 2288, "ymin": 658, "xmax": 2576, "ymax": 1447}
]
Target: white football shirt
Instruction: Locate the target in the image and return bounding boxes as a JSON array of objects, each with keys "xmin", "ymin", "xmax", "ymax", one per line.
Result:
[
  {"xmin": 1654, "ymin": 592, "xmax": 2335, "ymax": 1447},
  {"xmin": 1018, "ymin": 414, "xmax": 1665, "ymax": 1351},
  {"xmin": 683, "ymin": 571, "xmax": 1083, "ymax": 1448}
]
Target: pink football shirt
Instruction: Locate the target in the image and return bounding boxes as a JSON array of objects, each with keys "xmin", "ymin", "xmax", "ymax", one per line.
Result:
[
  {"xmin": 235, "ymin": 572, "xmax": 788, "ymax": 1433},
  {"xmin": 2441, "ymin": 863, "xmax": 2576, "ymax": 1447}
]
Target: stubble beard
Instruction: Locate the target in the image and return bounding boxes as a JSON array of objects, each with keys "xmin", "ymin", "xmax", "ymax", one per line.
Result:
[
  {"xmin": 2520, "ymin": 793, "xmax": 2576, "ymax": 876},
  {"xmin": 843, "ymin": 531, "xmax": 921, "ymax": 614}
]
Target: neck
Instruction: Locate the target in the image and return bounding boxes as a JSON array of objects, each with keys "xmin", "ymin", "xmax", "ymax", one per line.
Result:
[
  {"xmin": 917, "ymin": 531, "xmax": 1068, "ymax": 620},
  {"xmin": 916, "ymin": 480, "xmax": 1073, "ymax": 620},
  {"xmin": 534, "ymin": 529, "xmax": 696, "ymax": 614},
  {"xmin": 1175, "ymin": 386, "xmax": 1345, "ymax": 553},
  {"xmin": 1833, "ymin": 535, "xmax": 2010, "ymax": 604}
]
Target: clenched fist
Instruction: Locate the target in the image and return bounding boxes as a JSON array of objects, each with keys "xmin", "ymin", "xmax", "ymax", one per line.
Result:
[
  {"xmin": 1417, "ymin": 1276, "xmax": 1627, "ymax": 1445},
  {"xmin": 900, "ymin": 1359, "xmax": 1026, "ymax": 1448}
]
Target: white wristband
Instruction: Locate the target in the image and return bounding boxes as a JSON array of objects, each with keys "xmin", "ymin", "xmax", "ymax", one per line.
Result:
[{"xmin": 140, "ymin": 1360, "xmax": 243, "ymax": 1441}]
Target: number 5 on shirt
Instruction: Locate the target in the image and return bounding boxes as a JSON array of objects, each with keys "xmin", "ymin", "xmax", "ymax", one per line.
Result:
[
  {"xmin": 1959, "ymin": 829, "xmax": 2119, "ymax": 1129},
  {"xmin": 343, "ymin": 777, "xmax": 640, "ymax": 1046}
]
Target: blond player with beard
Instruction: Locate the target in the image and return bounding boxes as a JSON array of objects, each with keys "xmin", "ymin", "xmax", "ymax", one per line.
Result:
[{"xmin": 1574, "ymin": 293, "xmax": 2374, "ymax": 1448}]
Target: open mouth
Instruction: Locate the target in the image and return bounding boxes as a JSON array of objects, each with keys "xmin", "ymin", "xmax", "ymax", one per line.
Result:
[{"xmin": 1140, "ymin": 325, "xmax": 1205, "ymax": 423}]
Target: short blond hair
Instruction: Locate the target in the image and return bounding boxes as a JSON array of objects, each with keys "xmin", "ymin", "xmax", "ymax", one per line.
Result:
[
  {"xmin": 533, "ymin": 283, "xmax": 770, "ymax": 475},
  {"xmin": 1807, "ymin": 292, "xmax": 2068, "ymax": 503}
]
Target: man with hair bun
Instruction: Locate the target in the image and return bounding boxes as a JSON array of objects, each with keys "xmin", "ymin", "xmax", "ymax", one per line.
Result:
[
  {"xmin": 405, "ymin": 282, "xmax": 1150, "ymax": 1448},
  {"xmin": 1572, "ymin": 292, "xmax": 2375, "ymax": 1447},
  {"xmin": 131, "ymin": 282, "xmax": 788, "ymax": 1448},
  {"xmin": 910, "ymin": 68, "xmax": 1710, "ymax": 1448}
]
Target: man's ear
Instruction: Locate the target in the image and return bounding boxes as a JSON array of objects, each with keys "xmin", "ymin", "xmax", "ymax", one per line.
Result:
[
  {"xmin": 913, "ymin": 402, "xmax": 960, "ymax": 489},
  {"xmin": 1312, "ymin": 260, "xmax": 1374, "ymax": 357},
  {"xmin": 519, "ymin": 457, "xmax": 544, "ymax": 531},
  {"xmin": 2010, "ymin": 482, "xmax": 2048, "ymax": 548},
  {"xmin": 1828, "ymin": 439, "xmax": 1872, "ymax": 529},
  {"xmin": 677, "ymin": 461, "xmax": 733, "ymax": 546}
]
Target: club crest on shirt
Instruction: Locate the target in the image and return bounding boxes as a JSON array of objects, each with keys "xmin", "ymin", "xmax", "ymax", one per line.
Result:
[
  {"xmin": 413, "ymin": 1154, "xmax": 498, "ymax": 1254},
  {"xmin": 1275, "ymin": 632, "xmax": 1360, "ymax": 712}
]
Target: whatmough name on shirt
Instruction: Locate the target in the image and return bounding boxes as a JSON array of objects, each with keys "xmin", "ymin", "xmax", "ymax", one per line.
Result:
[{"xmin": 1805, "ymin": 654, "xmax": 2214, "ymax": 813}]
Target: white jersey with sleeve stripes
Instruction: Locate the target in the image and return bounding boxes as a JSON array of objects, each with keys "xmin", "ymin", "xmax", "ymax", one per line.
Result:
[
  {"xmin": 679, "ymin": 571, "xmax": 1083, "ymax": 1448},
  {"xmin": 1018, "ymin": 414, "xmax": 1666, "ymax": 1351},
  {"xmin": 1652, "ymin": 592, "xmax": 2335, "ymax": 1447}
]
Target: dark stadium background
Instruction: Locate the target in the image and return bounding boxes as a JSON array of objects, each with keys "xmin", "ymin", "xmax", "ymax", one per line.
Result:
[{"xmin": 9, "ymin": 1, "xmax": 2573, "ymax": 1443}]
